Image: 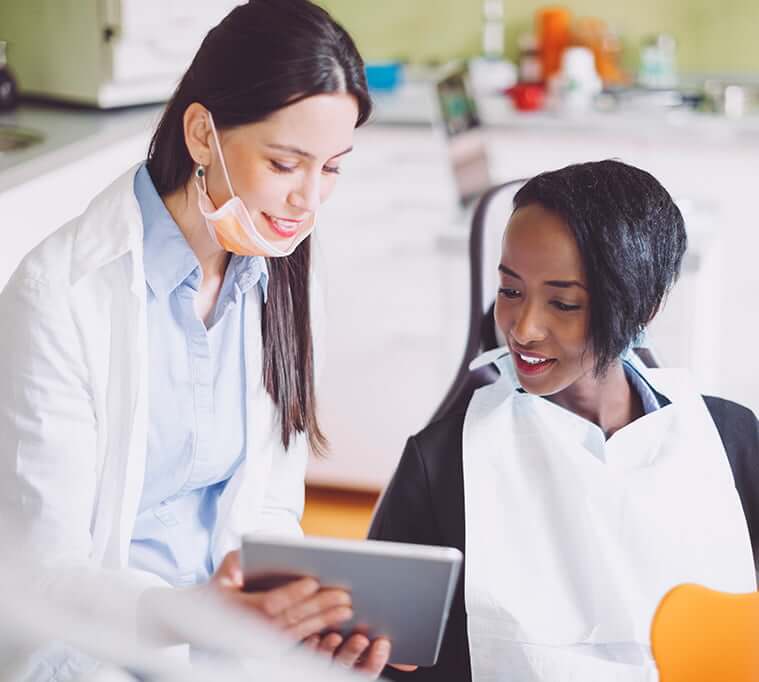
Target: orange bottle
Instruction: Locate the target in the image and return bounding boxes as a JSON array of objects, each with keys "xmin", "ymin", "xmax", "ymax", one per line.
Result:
[
  {"xmin": 536, "ymin": 6, "xmax": 572, "ymax": 82},
  {"xmin": 573, "ymin": 16, "xmax": 628, "ymax": 86}
]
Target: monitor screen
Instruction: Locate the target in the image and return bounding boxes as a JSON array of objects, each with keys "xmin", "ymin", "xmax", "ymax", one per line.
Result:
[{"xmin": 435, "ymin": 68, "xmax": 492, "ymax": 206}]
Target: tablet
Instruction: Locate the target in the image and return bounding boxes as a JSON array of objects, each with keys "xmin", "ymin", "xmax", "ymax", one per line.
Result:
[{"xmin": 241, "ymin": 534, "xmax": 463, "ymax": 666}]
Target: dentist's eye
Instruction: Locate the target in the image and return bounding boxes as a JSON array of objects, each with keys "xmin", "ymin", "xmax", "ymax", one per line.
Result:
[
  {"xmin": 270, "ymin": 160, "xmax": 296, "ymax": 173},
  {"xmin": 551, "ymin": 300, "xmax": 582, "ymax": 312},
  {"xmin": 498, "ymin": 287, "xmax": 521, "ymax": 299},
  {"xmin": 322, "ymin": 164, "xmax": 341, "ymax": 175}
]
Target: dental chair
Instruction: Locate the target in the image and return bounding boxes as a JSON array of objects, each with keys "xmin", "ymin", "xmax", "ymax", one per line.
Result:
[
  {"xmin": 429, "ymin": 177, "xmax": 660, "ymax": 423},
  {"xmin": 651, "ymin": 583, "xmax": 759, "ymax": 682}
]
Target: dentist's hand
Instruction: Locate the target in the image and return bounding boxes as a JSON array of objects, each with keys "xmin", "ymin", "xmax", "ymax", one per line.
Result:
[
  {"xmin": 303, "ymin": 632, "xmax": 392, "ymax": 678},
  {"xmin": 209, "ymin": 550, "xmax": 353, "ymax": 641}
]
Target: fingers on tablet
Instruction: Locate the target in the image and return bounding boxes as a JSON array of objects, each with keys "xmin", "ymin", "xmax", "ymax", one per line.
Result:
[
  {"xmin": 335, "ymin": 633, "xmax": 370, "ymax": 669},
  {"xmin": 318, "ymin": 631, "xmax": 344, "ymax": 654},
  {"xmin": 258, "ymin": 576, "xmax": 320, "ymax": 616},
  {"xmin": 356, "ymin": 636, "xmax": 392, "ymax": 677},
  {"xmin": 287, "ymin": 605, "xmax": 354, "ymax": 640}
]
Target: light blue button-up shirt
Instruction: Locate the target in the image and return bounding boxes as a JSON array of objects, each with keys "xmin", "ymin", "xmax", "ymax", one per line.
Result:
[
  {"xmin": 128, "ymin": 164, "xmax": 268, "ymax": 587},
  {"xmin": 624, "ymin": 360, "xmax": 663, "ymax": 415}
]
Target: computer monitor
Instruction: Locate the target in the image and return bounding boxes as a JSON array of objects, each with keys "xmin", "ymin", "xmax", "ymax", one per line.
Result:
[{"xmin": 435, "ymin": 67, "xmax": 492, "ymax": 207}]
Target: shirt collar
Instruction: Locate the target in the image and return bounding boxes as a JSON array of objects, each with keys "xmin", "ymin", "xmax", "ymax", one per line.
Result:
[
  {"xmin": 134, "ymin": 164, "xmax": 268, "ymax": 301},
  {"xmin": 623, "ymin": 359, "xmax": 671, "ymax": 413},
  {"xmin": 226, "ymin": 254, "xmax": 269, "ymax": 304},
  {"xmin": 470, "ymin": 347, "xmax": 672, "ymax": 412}
]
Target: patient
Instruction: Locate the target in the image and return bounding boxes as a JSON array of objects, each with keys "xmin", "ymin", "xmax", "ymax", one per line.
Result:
[{"xmin": 370, "ymin": 160, "xmax": 759, "ymax": 682}]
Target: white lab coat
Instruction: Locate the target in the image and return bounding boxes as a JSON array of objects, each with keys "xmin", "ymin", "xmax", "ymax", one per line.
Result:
[{"xmin": 0, "ymin": 165, "xmax": 310, "ymax": 666}]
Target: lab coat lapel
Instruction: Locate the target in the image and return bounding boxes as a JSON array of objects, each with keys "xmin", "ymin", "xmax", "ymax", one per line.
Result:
[{"xmin": 69, "ymin": 165, "xmax": 150, "ymax": 567}]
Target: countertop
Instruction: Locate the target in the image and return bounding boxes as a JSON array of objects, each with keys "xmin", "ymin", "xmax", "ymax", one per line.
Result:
[
  {"xmin": 0, "ymin": 103, "xmax": 162, "ymax": 193},
  {"xmin": 372, "ymin": 81, "xmax": 759, "ymax": 142},
  {"xmin": 1, "ymin": 85, "xmax": 757, "ymax": 196}
]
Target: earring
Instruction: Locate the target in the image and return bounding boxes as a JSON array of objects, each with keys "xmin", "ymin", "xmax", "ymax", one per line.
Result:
[{"xmin": 195, "ymin": 165, "xmax": 205, "ymax": 178}]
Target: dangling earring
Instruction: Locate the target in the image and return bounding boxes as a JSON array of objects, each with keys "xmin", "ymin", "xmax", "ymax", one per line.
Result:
[{"xmin": 195, "ymin": 165, "xmax": 207, "ymax": 192}]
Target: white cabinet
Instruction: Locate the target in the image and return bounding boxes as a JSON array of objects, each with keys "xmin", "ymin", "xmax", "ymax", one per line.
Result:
[{"xmin": 309, "ymin": 126, "xmax": 470, "ymax": 490}]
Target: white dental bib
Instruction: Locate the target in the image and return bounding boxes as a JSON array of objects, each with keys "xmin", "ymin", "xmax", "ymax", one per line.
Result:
[{"xmin": 463, "ymin": 350, "xmax": 755, "ymax": 682}]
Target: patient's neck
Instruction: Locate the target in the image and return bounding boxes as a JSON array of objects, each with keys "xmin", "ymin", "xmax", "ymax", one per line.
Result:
[{"xmin": 546, "ymin": 360, "xmax": 644, "ymax": 439}]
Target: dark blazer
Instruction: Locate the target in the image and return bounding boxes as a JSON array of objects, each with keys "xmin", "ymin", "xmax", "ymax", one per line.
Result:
[{"xmin": 369, "ymin": 396, "xmax": 759, "ymax": 682}]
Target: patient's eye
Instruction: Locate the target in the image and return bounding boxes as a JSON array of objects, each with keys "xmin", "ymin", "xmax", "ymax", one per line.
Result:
[{"xmin": 498, "ymin": 287, "xmax": 521, "ymax": 299}]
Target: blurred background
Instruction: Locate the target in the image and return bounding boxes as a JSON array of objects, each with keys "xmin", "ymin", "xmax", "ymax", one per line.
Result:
[
  {"xmin": 320, "ymin": 0, "xmax": 758, "ymax": 76},
  {"xmin": 0, "ymin": 0, "xmax": 757, "ymax": 541}
]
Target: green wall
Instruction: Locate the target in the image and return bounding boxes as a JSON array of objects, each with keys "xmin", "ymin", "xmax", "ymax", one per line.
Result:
[{"xmin": 319, "ymin": 0, "xmax": 759, "ymax": 75}]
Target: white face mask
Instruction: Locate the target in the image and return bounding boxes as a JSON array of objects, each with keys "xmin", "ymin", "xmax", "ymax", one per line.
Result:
[{"xmin": 194, "ymin": 112, "xmax": 316, "ymax": 258}]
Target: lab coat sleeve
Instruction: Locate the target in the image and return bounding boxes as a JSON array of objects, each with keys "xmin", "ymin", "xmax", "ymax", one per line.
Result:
[
  {"xmin": 0, "ymin": 272, "xmax": 99, "ymax": 562},
  {"xmin": 0, "ymin": 272, "xmax": 170, "ymax": 656},
  {"xmin": 254, "ymin": 436, "xmax": 308, "ymax": 538}
]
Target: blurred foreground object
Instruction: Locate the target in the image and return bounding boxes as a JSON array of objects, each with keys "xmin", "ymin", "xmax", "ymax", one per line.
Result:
[
  {"xmin": 0, "ymin": 520, "xmax": 364, "ymax": 682},
  {"xmin": 651, "ymin": 583, "xmax": 759, "ymax": 682}
]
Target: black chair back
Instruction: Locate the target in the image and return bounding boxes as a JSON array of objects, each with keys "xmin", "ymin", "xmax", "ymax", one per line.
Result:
[{"xmin": 430, "ymin": 179, "xmax": 527, "ymax": 422}]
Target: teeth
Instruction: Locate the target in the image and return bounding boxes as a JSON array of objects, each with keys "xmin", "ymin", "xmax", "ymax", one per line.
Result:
[
  {"xmin": 519, "ymin": 353, "xmax": 548, "ymax": 365},
  {"xmin": 267, "ymin": 214, "xmax": 301, "ymax": 231}
]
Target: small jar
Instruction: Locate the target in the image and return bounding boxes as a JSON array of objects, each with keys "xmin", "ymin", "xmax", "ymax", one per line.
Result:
[
  {"xmin": 517, "ymin": 33, "xmax": 542, "ymax": 84},
  {"xmin": 0, "ymin": 41, "xmax": 19, "ymax": 111}
]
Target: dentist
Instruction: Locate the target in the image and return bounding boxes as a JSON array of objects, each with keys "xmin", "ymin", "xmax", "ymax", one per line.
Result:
[{"xmin": 0, "ymin": 0, "xmax": 390, "ymax": 678}]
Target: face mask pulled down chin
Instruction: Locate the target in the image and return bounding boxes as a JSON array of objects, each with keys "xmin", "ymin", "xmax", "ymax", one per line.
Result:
[{"xmin": 194, "ymin": 112, "xmax": 315, "ymax": 258}]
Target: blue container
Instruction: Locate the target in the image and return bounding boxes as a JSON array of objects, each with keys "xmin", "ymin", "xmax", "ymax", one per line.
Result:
[{"xmin": 365, "ymin": 61, "xmax": 403, "ymax": 92}]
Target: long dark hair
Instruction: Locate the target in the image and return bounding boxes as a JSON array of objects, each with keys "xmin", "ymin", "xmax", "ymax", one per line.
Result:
[
  {"xmin": 513, "ymin": 160, "xmax": 687, "ymax": 375},
  {"xmin": 147, "ymin": 0, "xmax": 372, "ymax": 455}
]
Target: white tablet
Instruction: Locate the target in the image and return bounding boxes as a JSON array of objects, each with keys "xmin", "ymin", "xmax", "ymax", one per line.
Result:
[{"xmin": 241, "ymin": 534, "xmax": 463, "ymax": 666}]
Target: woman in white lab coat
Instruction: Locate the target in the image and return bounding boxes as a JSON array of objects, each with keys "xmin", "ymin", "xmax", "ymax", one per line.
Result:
[
  {"xmin": 0, "ymin": 0, "xmax": 391, "ymax": 677},
  {"xmin": 371, "ymin": 160, "xmax": 759, "ymax": 681}
]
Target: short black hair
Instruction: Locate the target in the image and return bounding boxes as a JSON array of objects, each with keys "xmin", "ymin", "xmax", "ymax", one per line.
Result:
[{"xmin": 512, "ymin": 160, "xmax": 687, "ymax": 375}]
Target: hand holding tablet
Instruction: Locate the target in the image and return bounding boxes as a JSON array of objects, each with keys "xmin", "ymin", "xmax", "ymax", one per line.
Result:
[{"xmin": 241, "ymin": 535, "xmax": 463, "ymax": 667}]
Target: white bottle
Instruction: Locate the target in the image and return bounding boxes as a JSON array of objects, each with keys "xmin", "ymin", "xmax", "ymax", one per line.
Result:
[
  {"xmin": 482, "ymin": 0, "xmax": 505, "ymax": 59},
  {"xmin": 548, "ymin": 46, "xmax": 602, "ymax": 113}
]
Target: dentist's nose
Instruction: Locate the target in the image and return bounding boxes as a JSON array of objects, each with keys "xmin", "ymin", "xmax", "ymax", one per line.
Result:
[{"xmin": 288, "ymin": 172, "xmax": 321, "ymax": 213}]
